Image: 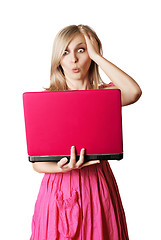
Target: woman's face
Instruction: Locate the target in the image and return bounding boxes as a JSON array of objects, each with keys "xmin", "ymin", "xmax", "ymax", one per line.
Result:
[{"xmin": 60, "ymin": 34, "xmax": 91, "ymax": 82}]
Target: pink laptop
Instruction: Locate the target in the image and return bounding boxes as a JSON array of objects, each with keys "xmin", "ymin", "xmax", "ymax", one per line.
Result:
[{"xmin": 23, "ymin": 89, "xmax": 123, "ymax": 162}]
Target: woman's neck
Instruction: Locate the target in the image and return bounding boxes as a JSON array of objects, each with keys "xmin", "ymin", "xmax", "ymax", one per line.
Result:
[{"xmin": 65, "ymin": 78, "xmax": 91, "ymax": 90}]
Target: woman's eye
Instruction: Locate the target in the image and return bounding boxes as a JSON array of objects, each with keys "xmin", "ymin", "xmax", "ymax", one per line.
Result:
[
  {"xmin": 78, "ymin": 48, "xmax": 85, "ymax": 53},
  {"xmin": 63, "ymin": 50, "xmax": 69, "ymax": 55}
]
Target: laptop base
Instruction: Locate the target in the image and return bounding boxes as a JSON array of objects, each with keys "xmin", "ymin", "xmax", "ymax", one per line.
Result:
[{"xmin": 29, "ymin": 153, "xmax": 123, "ymax": 163}]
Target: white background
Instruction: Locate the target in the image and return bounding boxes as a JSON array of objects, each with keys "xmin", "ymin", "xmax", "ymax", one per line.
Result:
[{"xmin": 0, "ymin": 0, "xmax": 161, "ymax": 239}]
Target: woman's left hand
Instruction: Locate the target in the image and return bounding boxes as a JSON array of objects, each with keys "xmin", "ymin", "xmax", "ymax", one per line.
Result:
[{"xmin": 80, "ymin": 27, "xmax": 101, "ymax": 61}]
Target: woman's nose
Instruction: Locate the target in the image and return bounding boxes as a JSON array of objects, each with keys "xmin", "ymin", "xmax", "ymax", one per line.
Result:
[{"xmin": 71, "ymin": 52, "xmax": 78, "ymax": 63}]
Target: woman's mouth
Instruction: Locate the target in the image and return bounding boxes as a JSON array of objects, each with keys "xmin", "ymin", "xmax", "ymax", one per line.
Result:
[{"xmin": 72, "ymin": 68, "xmax": 80, "ymax": 73}]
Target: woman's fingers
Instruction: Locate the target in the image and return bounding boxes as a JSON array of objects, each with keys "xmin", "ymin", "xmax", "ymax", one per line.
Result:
[
  {"xmin": 75, "ymin": 148, "xmax": 85, "ymax": 168},
  {"xmin": 68, "ymin": 146, "xmax": 77, "ymax": 168},
  {"xmin": 57, "ymin": 146, "xmax": 77, "ymax": 171},
  {"xmin": 76, "ymin": 148, "xmax": 100, "ymax": 169},
  {"xmin": 80, "ymin": 160, "xmax": 100, "ymax": 169},
  {"xmin": 57, "ymin": 157, "xmax": 68, "ymax": 168},
  {"xmin": 79, "ymin": 27, "xmax": 100, "ymax": 60}
]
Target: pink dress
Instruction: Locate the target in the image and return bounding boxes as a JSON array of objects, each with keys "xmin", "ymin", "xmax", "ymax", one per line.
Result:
[{"xmin": 30, "ymin": 83, "xmax": 129, "ymax": 240}]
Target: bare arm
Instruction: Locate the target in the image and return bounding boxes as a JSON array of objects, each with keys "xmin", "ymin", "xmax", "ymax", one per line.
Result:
[
  {"xmin": 93, "ymin": 55, "xmax": 142, "ymax": 106},
  {"xmin": 32, "ymin": 161, "xmax": 62, "ymax": 173},
  {"xmin": 80, "ymin": 27, "xmax": 142, "ymax": 106},
  {"xmin": 32, "ymin": 146, "xmax": 100, "ymax": 173}
]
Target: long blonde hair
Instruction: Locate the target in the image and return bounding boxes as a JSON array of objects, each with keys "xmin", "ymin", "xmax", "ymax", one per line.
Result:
[{"xmin": 46, "ymin": 24, "xmax": 107, "ymax": 91}]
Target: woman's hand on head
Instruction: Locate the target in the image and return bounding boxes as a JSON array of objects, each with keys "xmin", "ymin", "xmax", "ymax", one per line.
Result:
[
  {"xmin": 80, "ymin": 27, "xmax": 101, "ymax": 61},
  {"xmin": 57, "ymin": 146, "xmax": 100, "ymax": 173}
]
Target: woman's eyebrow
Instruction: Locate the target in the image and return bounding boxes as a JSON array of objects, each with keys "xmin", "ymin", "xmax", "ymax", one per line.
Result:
[
  {"xmin": 66, "ymin": 42, "xmax": 86, "ymax": 50},
  {"xmin": 76, "ymin": 42, "xmax": 85, "ymax": 46},
  {"xmin": 67, "ymin": 43, "xmax": 85, "ymax": 49}
]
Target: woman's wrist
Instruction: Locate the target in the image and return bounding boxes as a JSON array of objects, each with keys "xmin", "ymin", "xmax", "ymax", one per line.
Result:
[
  {"xmin": 92, "ymin": 53, "xmax": 103, "ymax": 65},
  {"xmin": 32, "ymin": 161, "xmax": 62, "ymax": 174}
]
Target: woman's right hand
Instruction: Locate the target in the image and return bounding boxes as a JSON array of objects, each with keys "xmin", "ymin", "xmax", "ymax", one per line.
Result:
[{"xmin": 57, "ymin": 146, "xmax": 100, "ymax": 173}]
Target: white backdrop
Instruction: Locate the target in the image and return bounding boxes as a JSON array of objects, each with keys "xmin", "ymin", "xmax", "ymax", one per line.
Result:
[{"xmin": 0, "ymin": 0, "xmax": 161, "ymax": 239}]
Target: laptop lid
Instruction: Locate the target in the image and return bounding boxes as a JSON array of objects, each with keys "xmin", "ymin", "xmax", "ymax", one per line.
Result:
[{"xmin": 23, "ymin": 89, "xmax": 123, "ymax": 162}]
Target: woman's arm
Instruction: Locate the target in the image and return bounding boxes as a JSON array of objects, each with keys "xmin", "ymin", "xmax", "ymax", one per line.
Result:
[
  {"xmin": 32, "ymin": 161, "xmax": 62, "ymax": 173},
  {"xmin": 93, "ymin": 55, "xmax": 142, "ymax": 106},
  {"xmin": 81, "ymin": 28, "xmax": 142, "ymax": 106}
]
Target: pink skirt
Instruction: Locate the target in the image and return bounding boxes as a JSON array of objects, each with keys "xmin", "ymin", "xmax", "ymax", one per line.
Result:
[{"xmin": 30, "ymin": 161, "xmax": 129, "ymax": 240}]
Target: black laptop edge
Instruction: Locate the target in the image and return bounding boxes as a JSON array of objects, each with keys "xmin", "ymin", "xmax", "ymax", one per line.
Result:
[{"xmin": 29, "ymin": 153, "xmax": 123, "ymax": 163}]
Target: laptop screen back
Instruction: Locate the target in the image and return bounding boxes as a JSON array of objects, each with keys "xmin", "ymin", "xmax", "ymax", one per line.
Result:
[{"xmin": 23, "ymin": 89, "xmax": 123, "ymax": 162}]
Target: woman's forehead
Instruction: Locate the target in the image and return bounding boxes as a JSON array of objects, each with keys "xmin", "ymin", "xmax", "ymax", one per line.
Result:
[{"xmin": 67, "ymin": 34, "xmax": 86, "ymax": 48}]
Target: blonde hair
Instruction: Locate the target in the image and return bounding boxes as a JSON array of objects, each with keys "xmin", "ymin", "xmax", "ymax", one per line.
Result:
[{"xmin": 46, "ymin": 24, "xmax": 107, "ymax": 91}]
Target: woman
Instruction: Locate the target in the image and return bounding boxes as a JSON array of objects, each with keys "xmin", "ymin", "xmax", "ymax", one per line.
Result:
[{"xmin": 30, "ymin": 24, "xmax": 142, "ymax": 240}]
